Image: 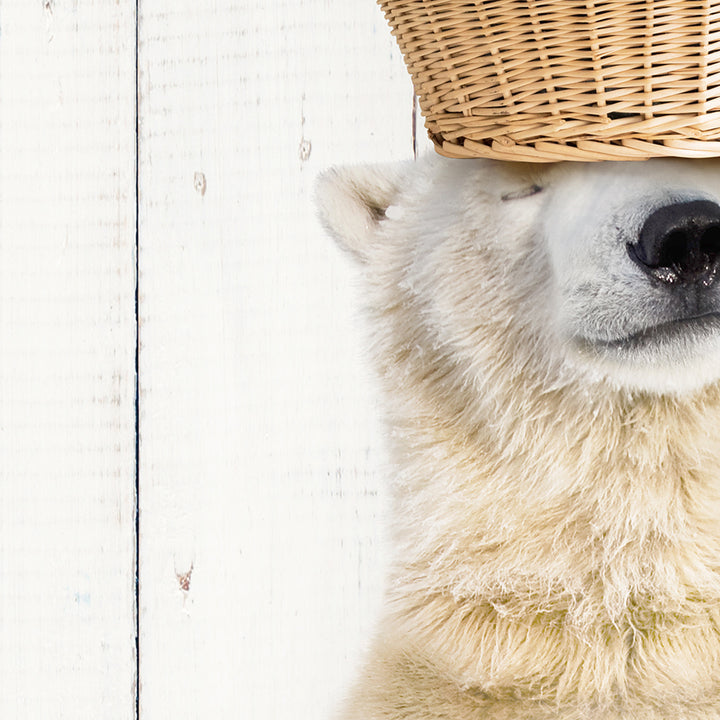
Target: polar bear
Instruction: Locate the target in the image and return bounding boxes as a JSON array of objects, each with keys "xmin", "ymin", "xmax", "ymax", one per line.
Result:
[{"xmin": 316, "ymin": 155, "xmax": 720, "ymax": 720}]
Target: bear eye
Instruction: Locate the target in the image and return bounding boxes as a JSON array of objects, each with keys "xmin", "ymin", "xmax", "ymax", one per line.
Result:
[{"xmin": 501, "ymin": 185, "xmax": 543, "ymax": 202}]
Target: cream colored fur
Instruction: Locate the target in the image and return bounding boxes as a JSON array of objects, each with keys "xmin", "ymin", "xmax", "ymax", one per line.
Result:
[{"xmin": 316, "ymin": 155, "xmax": 720, "ymax": 719}]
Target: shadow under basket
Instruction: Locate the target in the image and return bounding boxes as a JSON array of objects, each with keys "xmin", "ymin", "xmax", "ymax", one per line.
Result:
[{"xmin": 378, "ymin": 0, "xmax": 720, "ymax": 162}]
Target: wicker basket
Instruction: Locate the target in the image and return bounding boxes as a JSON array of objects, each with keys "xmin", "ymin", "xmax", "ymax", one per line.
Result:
[{"xmin": 378, "ymin": 0, "xmax": 720, "ymax": 161}]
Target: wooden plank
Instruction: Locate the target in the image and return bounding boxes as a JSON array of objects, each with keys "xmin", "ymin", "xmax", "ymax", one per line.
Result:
[
  {"xmin": 137, "ymin": 2, "xmax": 425, "ymax": 717},
  {"xmin": 0, "ymin": 2, "xmax": 137, "ymax": 717}
]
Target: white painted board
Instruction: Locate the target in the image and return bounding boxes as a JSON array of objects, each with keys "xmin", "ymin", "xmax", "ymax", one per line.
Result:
[
  {"xmin": 0, "ymin": 2, "xmax": 434, "ymax": 716},
  {"xmin": 137, "ymin": 2, "xmax": 430, "ymax": 719},
  {"xmin": 0, "ymin": 2, "xmax": 137, "ymax": 717}
]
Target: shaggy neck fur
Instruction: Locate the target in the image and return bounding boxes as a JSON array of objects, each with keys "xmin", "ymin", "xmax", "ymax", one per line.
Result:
[{"xmin": 365, "ymin": 241, "xmax": 720, "ymax": 713}]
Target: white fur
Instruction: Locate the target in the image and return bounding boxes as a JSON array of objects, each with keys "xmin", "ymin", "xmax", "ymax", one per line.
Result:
[{"xmin": 317, "ymin": 155, "xmax": 720, "ymax": 719}]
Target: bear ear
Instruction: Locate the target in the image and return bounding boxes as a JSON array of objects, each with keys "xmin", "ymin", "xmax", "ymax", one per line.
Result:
[{"xmin": 315, "ymin": 162, "xmax": 410, "ymax": 264}]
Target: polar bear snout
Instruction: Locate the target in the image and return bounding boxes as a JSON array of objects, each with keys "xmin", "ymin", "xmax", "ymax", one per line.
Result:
[{"xmin": 627, "ymin": 200, "xmax": 720, "ymax": 287}]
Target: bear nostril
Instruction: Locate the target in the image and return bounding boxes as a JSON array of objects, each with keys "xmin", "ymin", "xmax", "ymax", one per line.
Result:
[
  {"xmin": 629, "ymin": 200, "xmax": 720, "ymax": 286},
  {"xmin": 656, "ymin": 230, "xmax": 687, "ymax": 270},
  {"xmin": 701, "ymin": 226, "xmax": 720, "ymax": 258}
]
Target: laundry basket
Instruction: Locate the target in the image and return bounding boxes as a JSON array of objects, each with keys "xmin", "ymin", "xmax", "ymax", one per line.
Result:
[{"xmin": 377, "ymin": 0, "xmax": 720, "ymax": 161}]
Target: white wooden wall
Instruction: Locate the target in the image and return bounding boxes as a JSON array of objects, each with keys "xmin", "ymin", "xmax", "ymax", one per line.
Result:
[{"xmin": 0, "ymin": 2, "xmax": 431, "ymax": 718}]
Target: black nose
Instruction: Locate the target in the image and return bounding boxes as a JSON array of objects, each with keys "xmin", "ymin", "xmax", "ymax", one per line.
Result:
[{"xmin": 627, "ymin": 200, "xmax": 720, "ymax": 286}]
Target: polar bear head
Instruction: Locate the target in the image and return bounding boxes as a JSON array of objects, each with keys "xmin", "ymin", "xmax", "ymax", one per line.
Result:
[
  {"xmin": 317, "ymin": 156, "xmax": 720, "ymax": 398},
  {"xmin": 318, "ymin": 157, "xmax": 720, "ymax": 715}
]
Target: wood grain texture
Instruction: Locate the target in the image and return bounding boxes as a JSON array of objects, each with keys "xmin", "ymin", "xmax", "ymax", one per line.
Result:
[
  {"xmin": 0, "ymin": 2, "xmax": 137, "ymax": 717},
  {"xmin": 137, "ymin": 2, "xmax": 427, "ymax": 718}
]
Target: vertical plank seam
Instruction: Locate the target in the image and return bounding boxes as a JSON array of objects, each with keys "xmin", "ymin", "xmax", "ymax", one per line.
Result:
[
  {"xmin": 134, "ymin": 0, "xmax": 141, "ymax": 717},
  {"xmin": 412, "ymin": 91, "xmax": 418, "ymax": 159}
]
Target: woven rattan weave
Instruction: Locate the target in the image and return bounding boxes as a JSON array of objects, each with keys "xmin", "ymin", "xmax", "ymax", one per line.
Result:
[{"xmin": 378, "ymin": 0, "xmax": 720, "ymax": 161}]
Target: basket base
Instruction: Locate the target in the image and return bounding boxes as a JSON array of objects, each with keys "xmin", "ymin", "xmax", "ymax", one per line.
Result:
[{"xmin": 433, "ymin": 136, "xmax": 720, "ymax": 163}]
